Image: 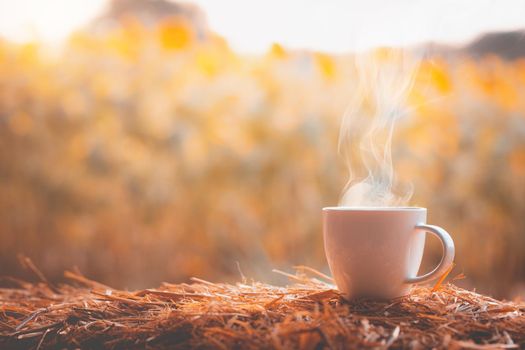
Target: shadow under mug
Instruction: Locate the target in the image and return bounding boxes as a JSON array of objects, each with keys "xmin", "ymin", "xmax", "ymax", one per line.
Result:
[{"xmin": 323, "ymin": 207, "xmax": 455, "ymax": 300}]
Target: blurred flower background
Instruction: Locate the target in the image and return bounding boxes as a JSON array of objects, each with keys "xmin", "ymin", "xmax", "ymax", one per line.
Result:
[{"xmin": 0, "ymin": 0, "xmax": 524, "ymax": 299}]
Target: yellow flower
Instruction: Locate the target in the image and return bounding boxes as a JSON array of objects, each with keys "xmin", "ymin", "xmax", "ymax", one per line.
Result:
[{"xmin": 158, "ymin": 19, "xmax": 193, "ymax": 51}]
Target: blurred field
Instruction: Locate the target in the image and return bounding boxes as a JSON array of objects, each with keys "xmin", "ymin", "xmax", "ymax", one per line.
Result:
[{"xmin": 0, "ymin": 18, "xmax": 524, "ymax": 298}]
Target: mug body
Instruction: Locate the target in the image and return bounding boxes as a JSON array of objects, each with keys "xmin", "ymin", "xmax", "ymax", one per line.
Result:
[{"xmin": 323, "ymin": 207, "xmax": 427, "ymax": 299}]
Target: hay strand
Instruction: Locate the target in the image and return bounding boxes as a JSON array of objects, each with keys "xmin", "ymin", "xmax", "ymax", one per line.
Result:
[{"xmin": 0, "ymin": 269, "xmax": 524, "ymax": 349}]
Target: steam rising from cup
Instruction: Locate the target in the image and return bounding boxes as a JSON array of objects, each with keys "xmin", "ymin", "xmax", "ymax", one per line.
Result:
[{"xmin": 339, "ymin": 48, "xmax": 420, "ymax": 207}]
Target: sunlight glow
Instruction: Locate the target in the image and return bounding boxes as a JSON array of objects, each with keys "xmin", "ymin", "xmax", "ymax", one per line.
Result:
[
  {"xmin": 0, "ymin": 0, "xmax": 523, "ymax": 52},
  {"xmin": 0, "ymin": 0, "xmax": 106, "ymax": 43}
]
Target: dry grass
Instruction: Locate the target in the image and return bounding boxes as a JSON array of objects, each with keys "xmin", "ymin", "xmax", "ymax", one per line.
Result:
[{"xmin": 0, "ymin": 266, "xmax": 524, "ymax": 350}]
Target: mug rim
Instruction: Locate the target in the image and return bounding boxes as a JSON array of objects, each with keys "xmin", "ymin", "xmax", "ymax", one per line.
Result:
[{"xmin": 323, "ymin": 206, "xmax": 426, "ymax": 211}]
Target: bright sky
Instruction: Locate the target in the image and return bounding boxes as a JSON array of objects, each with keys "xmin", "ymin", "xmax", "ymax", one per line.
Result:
[{"xmin": 0, "ymin": 0, "xmax": 524, "ymax": 52}]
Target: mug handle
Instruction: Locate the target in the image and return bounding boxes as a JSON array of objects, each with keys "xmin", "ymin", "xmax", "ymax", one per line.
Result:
[{"xmin": 405, "ymin": 224, "xmax": 455, "ymax": 284}]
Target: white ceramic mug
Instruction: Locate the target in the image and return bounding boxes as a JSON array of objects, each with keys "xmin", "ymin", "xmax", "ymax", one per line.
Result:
[{"xmin": 323, "ymin": 207, "xmax": 455, "ymax": 299}]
